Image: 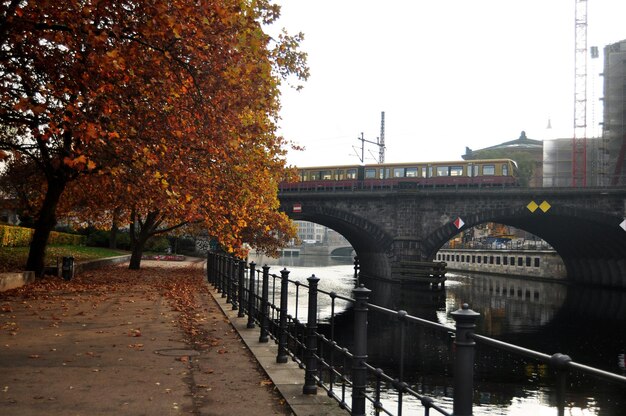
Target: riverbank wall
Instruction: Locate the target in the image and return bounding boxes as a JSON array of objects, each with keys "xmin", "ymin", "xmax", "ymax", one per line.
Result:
[{"xmin": 436, "ymin": 249, "xmax": 566, "ymax": 279}]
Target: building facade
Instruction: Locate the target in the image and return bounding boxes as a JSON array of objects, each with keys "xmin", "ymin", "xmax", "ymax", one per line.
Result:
[{"xmin": 602, "ymin": 39, "xmax": 626, "ymax": 185}]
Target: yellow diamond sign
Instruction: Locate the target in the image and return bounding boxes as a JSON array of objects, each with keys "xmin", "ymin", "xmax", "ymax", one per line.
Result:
[
  {"xmin": 539, "ymin": 200, "xmax": 551, "ymax": 212},
  {"xmin": 527, "ymin": 201, "xmax": 539, "ymax": 212}
]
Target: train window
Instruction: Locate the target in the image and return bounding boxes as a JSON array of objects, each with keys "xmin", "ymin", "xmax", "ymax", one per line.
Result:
[
  {"xmin": 421, "ymin": 167, "xmax": 427, "ymax": 178},
  {"xmin": 299, "ymin": 171, "xmax": 307, "ymax": 181},
  {"xmin": 502, "ymin": 164, "xmax": 509, "ymax": 176},
  {"xmin": 472, "ymin": 165, "xmax": 479, "ymax": 177},
  {"xmin": 393, "ymin": 168, "xmax": 404, "ymax": 178},
  {"xmin": 310, "ymin": 171, "xmax": 320, "ymax": 180},
  {"xmin": 334, "ymin": 170, "xmax": 344, "ymax": 180},
  {"xmin": 436, "ymin": 166, "xmax": 449, "ymax": 176},
  {"xmin": 450, "ymin": 166, "xmax": 463, "ymax": 176},
  {"xmin": 428, "ymin": 166, "xmax": 433, "ymax": 178},
  {"xmin": 379, "ymin": 168, "xmax": 390, "ymax": 179},
  {"xmin": 365, "ymin": 168, "xmax": 377, "ymax": 179},
  {"xmin": 346, "ymin": 169, "xmax": 357, "ymax": 179},
  {"xmin": 406, "ymin": 167, "xmax": 418, "ymax": 177},
  {"xmin": 321, "ymin": 170, "xmax": 332, "ymax": 180},
  {"xmin": 483, "ymin": 165, "xmax": 495, "ymax": 175}
]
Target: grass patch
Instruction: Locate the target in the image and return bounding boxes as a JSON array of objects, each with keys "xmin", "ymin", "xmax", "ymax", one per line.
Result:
[{"xmin": 0, "ymin": 245, "xmax": 129, "ymax": 273}]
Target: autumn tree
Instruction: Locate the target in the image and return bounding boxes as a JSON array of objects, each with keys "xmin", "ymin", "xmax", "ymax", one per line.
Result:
[{"xmin": 0, "ymin": 0, "xmax": 307, "ymax": 274}]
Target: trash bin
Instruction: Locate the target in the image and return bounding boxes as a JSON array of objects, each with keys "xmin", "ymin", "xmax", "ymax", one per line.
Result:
[{"xmin": 61, "ymin": 256, "xmax": 74, "ymax": 281}]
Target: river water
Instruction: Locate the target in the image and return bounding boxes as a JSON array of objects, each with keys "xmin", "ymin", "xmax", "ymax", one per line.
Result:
[{"xmin": 247, "ymin": 253, "xmax": 626, "ymax": 416}]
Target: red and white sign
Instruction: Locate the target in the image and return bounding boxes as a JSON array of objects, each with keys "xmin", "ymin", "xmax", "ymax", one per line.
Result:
[
  {"xmin": 453, "ymin": 217, "xmax": 465, "ymax": 229},
  {"xmin": 293, "ymin": 203, "xmax": 302, "ymax": 213}
]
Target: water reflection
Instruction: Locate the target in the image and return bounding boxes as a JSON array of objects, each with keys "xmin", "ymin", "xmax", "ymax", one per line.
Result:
[{"xmin": 247, "ymin": 254, "xmax": 626, "ymax": 415}]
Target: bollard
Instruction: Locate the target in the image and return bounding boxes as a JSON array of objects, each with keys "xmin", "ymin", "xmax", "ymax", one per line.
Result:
[
  {"xmin": 276, "ymin": 267, "xmax": 290, "ymax": 364},
  {"xmin": 237, "ymin": 260, "xmax": 246, "ymax": 318},
  {"xmin": 259, "ymin": 265, "xmax": 270, "ymax": 343},
  {"xmin": 351, "ymin": 284, "xmax": 371, "ymax": 416},
  {"xmin": 451, "ymin": 303, "xmax": 480, "ymax": 416},
  {"xmin": 61, "ymin": 256, "xmax": 74, "ymax": 281},
  {"xmin": 303, "ymin": 274, "xmax": 320, "ymax": 395}
]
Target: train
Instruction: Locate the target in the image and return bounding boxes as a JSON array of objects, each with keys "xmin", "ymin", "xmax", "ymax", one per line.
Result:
[{"xmin": 280, "ymin": 159, "xmax": 519, "ymax": 191}]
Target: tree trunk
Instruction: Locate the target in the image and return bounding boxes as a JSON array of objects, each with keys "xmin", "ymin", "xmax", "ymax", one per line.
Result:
[
  {"xmin": 109, "ymin": 207, "xmax": 121, "ymax": 249},
  {"xmin": 128, "ymin": 210, "xmax": 160, "ymax": 270},
  {"xmin": 26, "ymin": 178, "xmax": 67, "ymax": 276},
  {"xmin": 128, "ymin": 236, "xmax": 149, "ymax": 269}
]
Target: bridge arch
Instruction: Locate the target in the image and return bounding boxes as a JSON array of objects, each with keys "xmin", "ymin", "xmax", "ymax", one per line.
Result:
[
  {"xmin": 287, "ymin": 205, "xmax": 394, "ymax": 280},
  {"xmin": 422, "ymin": 205, "xmax": 626, "ymax": 287}
]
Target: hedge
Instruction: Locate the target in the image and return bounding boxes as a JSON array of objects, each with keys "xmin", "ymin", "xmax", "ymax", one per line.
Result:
[{"xmin": 0, "ymin": 224, "xmax": 86, "ymax": 247}]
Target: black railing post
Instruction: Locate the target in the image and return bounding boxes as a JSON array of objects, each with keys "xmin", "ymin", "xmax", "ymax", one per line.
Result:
[
  {"xmin": 259, "ymin": 265, "xmax": 270, "ymax": 343},
  {"xmin": 352, "ymin": 284, "xmax": 371, "ymax": 416},
  {"xmin": 550, "ymin": 353, "xmax": 572, "ymax": 416},
  {"xmin": 237, "ymin": 259, "xmax": 246, "ymax": 318},
  {"xmin": 206, "ymin": 251, "xmax": 212, "ymax": 283},
  {"xmin": 276, "ymin": 267, "xmax": 290, "ymax": 363},
  {"xmin": 220, "ymin": 255, "xmax": 226, "ymax": 298},
  {"xmin": 353, "ymin": 256, "xmax": 360, "ymax": 288},
  {"xmin": 216, "ymin": 254, "xmax": 222, "ymax": 293},
  {"xmin": 231, "ymin": 258, "xmax": 239, "ymax": 310},
  {"xmin": 451, "ymin": 303, "xmax": 480, "ymax": 416},
  {"xmin": 226, "ymin": 256, "xmax": 233, "ymax": 305},
  {"xmin": 303, "ymin": 274, "xmax": 320, "ymax": 395},
  {"xmin": 247, "ymin": 261, "xmax": 256, "ymax": 328}
]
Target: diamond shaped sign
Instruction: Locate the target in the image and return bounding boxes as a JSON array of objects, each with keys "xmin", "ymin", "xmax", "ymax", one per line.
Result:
[
  {"xmin": 453, "ymin": 217, "xmax": 465, "ymax": 229},
  {"xmin": 539, "ymin": 200, "xmax": 551, "ymax": 212},
  {"xmin": 527, "ymin": 201, "xmax": 539, "ymax": 213},
  {"xmin": 620, "ymin": 219, "xmax": 626, "ymax": 232}
]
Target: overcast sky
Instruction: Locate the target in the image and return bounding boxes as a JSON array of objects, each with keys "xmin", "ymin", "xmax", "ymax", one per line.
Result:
[{"xmin": 272, "ymin": 0, "xmax": 626, "ymax": 167}]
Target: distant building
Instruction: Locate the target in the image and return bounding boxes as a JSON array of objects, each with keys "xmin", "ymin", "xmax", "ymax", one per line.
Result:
[
  {"xmin": 542, "ymin": 138, "xmax": 604, "ymax": 187},
  {"xmin": 293, "ymin": 221, "xmax": 350, "ymax": 246},
  {"xmin": 602, "ymin": 39, "xmax": 626, "ymax": 185},
  {"xmin": 294, "ymin": 221, "xmax": 326, "ymax": 244},
  {"xmin": 463, "ymin": 131, "xmax": 544, "ymax": 187}
]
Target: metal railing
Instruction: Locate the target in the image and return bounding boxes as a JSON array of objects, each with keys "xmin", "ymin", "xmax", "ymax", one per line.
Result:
[{"xmin": 206, "ymin": 251, "xmax": 626, "ymax": 416}]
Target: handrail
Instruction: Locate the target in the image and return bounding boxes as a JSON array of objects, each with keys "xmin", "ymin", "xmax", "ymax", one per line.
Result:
[
  {"xmin": 471, "ymin": 333, "xmax": 626, "ymax": 385},
  {"xmin": 207, "ymin": 251, "xmax": 626, "ymax": 416}
]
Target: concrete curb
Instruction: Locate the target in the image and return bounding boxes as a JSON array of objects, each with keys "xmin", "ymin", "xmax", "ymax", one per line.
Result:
[
  {"xmin": 0, "ymin": 254, "xmax": 132, "ymax": 292},
  {"xmin": 0, "ymin": 270, "xmax": 36, "ymax": 292}
]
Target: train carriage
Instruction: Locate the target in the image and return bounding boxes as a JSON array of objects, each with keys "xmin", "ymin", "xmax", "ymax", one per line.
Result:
[{"xmin": 281, "ymin": 159, "xmax": 519, "ymax": 191}]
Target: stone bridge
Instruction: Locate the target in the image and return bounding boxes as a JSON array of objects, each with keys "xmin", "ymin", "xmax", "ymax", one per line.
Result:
[{"xmin": 279, "ymin": 186, "xmax": 626, "ymax": 289}]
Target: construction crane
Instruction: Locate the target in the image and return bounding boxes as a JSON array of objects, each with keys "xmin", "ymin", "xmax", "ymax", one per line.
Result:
[{"xmin": 572, "ymin": 0, "xmax": 588, "ymax": 186}]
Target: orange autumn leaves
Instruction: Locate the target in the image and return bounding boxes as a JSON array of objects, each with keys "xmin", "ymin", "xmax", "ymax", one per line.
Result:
[{"xmin": 0, "ymin": 0, "xmax": 308, "ymax": 267}]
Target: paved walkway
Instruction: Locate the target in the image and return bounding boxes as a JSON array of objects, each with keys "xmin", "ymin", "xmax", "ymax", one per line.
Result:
[{"xmin": 0, "ymin": 258, "xmax": 344, "ymax": 416}]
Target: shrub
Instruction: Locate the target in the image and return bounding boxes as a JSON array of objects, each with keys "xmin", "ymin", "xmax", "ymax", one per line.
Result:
[
  {"xmin": 86, "ymin": 230, "xmax": 110, "ymax": 248},
  {"xmin": 0, "ymin": 224, "xmax": 32, "ymax": 247},
  {"xmin": 145, "ymin": 235, "xmax": 170, "ymax": 252},
  {"xmin": 0, "ymin": 224, "xmax": 85, "ymax": 247}
]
